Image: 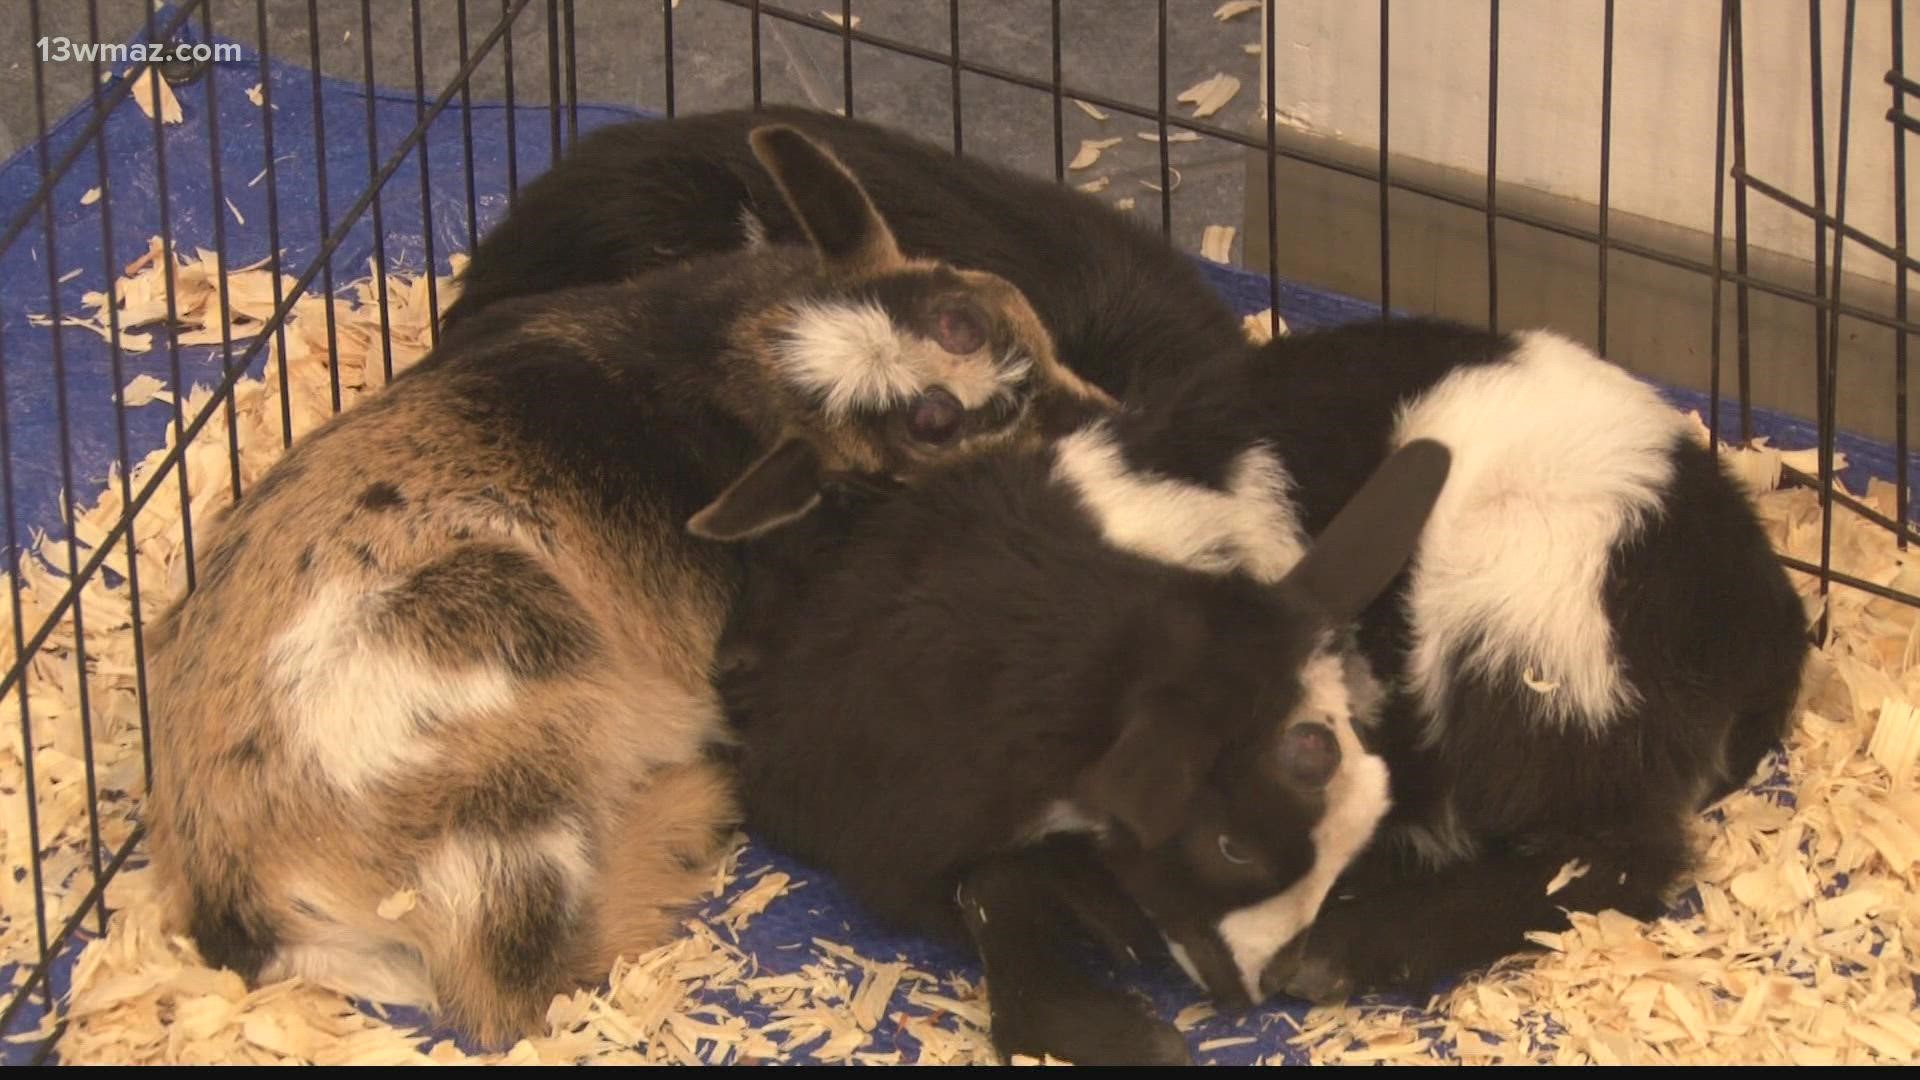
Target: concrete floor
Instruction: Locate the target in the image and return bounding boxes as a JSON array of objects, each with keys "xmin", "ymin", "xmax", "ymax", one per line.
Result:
[{"xmin": 0, "ymin": 0, "xmax": 1268, "ymax": 265}]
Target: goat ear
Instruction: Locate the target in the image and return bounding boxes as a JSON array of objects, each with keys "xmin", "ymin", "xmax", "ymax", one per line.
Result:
[
  {"xmin": 688, "ymin": 437, "xmax": 826, "ymax": 542},
  {"xmin": 1280, "ymin": 438, "xmax": 1451, "ymax": 625},
  {"xmin": 1077, "ymin": 691, "xmax": 1216, "ymax": 850},
  {"xmin": 748, "ymin": 124, "xmax": 902, "ymax": 274}
]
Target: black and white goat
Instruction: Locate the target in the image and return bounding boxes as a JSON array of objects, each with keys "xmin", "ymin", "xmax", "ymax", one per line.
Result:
[
  {"xmin": 1114, "ymin": 318, "xmax": 1808, "ymax": 1003},
  {"xmin": 719, "ymin": 317, "xmax": 1808, "ymax": 1061}
]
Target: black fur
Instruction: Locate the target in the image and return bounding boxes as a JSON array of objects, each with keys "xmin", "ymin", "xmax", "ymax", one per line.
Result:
[
  {"xmin": 189, "ymin": 885, "xmax": 277, "ymax": 982},
  {"xmin": 724, "ymin": 316, "xmax": 1808, "ymax": 1042},
  {"xmin": 357, "ymin": 482, "xmax": 406, "ymax": 511},
  {"xmin": 720, "ymin": 439, "xmax": 1431, "ymax": 1062},
  {"xmin": 1107, "ymin": 319, "xmax": 1808, "ymax": 1001},
  {"xmin": 374, "ymin": 545, "xmax": 599, "ymax": 680},
  {"xmin": 447, "ymin": 755, "xmax": 575, "ymax": 836},
  {"xmin": 440, "ymin": 106, "xmax": 1242, "ymax": 400},
  {"xmin": 480, "ymin": 860, "xmax": 575, "ymax": 996},
  {"xmin": 348, "ymin": 542, "xmax": 380, "ymax": 572}
]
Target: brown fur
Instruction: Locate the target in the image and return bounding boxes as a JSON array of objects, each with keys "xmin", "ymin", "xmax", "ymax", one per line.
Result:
[{"xmin": 143, "ymin": 126, "xmax": 1103, "ymax": 1047}]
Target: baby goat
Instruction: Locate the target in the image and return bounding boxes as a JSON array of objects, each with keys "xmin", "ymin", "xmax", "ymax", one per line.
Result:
[
  {"xmin": 143, "ymin": 125, "xmax": 1110, "ymax": 1046},
  {"xmin": 722, "ymin": 434, "xmax": 1450, "ymax": 1064},
  {"xmin": 440, "ymin": 105, "xmax": 1245, "ymax": 400},
  {"xmin": 722, "ymin": 317, "xmax": 1807, "ymax": 1060}
]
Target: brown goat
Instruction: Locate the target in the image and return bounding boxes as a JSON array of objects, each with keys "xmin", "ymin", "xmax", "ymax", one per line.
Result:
[{"xmin": 142, "ymin": 125, "xmax": 1112, "ymax": 1046}]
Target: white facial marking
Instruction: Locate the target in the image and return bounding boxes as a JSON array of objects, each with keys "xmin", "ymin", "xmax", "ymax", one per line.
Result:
[
  {"xmin": 773, "ymin": 300, "xmax": 1025, "ymax": 417},
  {"xmin": 1051, "ymin": 422, "xmax": 1306, "ymax": 579},
  {"xmin": 1394, "ymin": 330, "xmax": 1684, "ymax": 736},
  {"xmin": 1214, "ymin": 649, "xmax": 1393, "ymax": 1003}
]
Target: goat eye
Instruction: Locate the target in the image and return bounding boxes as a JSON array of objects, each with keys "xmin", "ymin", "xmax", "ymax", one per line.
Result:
[
  {"xmin": 907, "ymin": 387, "xmax": 964, "ymax": 445},
  {"xmin": 1279, "ymin": 721, "xmax": 1341, "ymax": 788},
  {"xmin": 1217, "ymin": 834, "xmax": 1254, "ymax": 866},
  {"xmin": 934, "ymin": 304, "xmax": 987, "ymax": 354}
]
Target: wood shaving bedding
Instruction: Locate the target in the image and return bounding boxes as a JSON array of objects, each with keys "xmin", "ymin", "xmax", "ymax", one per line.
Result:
[
  {"xmin": 1067, "ymin": 137, "xmax": 1123, "ymax": 171},
  {"xmin": 3, "ymin": 240, "xmax": 1915, "ymax": 1063},
  {"xmin": 127, "ymin": 73, "xmax": 182, "ymax": 127},
  {"xmin": 1241, "ymin": 308, "xmax": 1286, "ymax": 343},
  {"xmin": 1200, "ymin": 225, "xmax": 1236, "ymax": 265},
  {"xmin": 1177, "ymin": 73, "xmax": 1241, "ymax": 119},
  {"xmin": 1137, "ymin": 129, "xmax": 1202, "ymax": 144}
]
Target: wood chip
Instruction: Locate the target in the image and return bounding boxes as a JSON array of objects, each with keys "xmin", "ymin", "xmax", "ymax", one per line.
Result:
[
  {"xmin": 80, "ymin": 187, "xmax": 102, "ymax": 207},
  {"xmin": 1242, "ymin": 309, "xmax": 1287, "ymax": 342},
  {"xmin": 1076, "ymin": 177, "xmax": 1110, "ymax": 194},
  {"xmin": 819, "ymin": 10, "xmax": 859, "ymax": 29},
  {"xmin": 119, "ymin": 374, "xmax": 172, "ymax": 408},
  {"xmin": 1177, "ymin": 73, "xmax": 1241, "ymax": 119},
  {"xmin": 1113, "ymin": 196, "xmax": 1136, "ymax": 211},
  {"xmin": 1867, "ymin": 696, "xmax": 1920, "ymax": 784},
  {"xmin": 1139, "ymin": 166, "xmax": 1183, "ymax": 193},
  {"xmin": 1068, "ymin": 137, "xmax": 1123, "ymax": 171},
  {"xmin": 1523, "ymin": 667, "xmax": 1561, "ymax": 693},
  {"xmin": 375, "ymin": 889, "xmax": 417, "ymax": 920},
  {"xmin": 1072, "ymin": 99, "xmax": 1109, "ymax": 121},
  {"xmin": 1200, "ymin": 225, "xmax": 1236, "ymax": 264},
  {"xmin": 1215, "ymin": 0, "xmax": 1261, "ymax": 20},
  {"xmin": 1545, "ymin": 858, "xmax": 1590, "ymax": 896},
  {"xmin": 245, "ymin": 83, "xmax": 265, "ymax": 107},
  {"xmin": 129, "ymin": 71, "xmax": 183, "ymax": 125},
  {"xmin": 225, "ymin": 197, "xmax": 245, "ymax": 227},
  {"xmin": 1137, "ymin": 129, "xmax": 1202, "ymax": 143}
]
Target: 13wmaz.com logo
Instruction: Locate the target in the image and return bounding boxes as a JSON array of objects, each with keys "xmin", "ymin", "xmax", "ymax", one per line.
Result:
[{"xmin": 37, "ymin": 37, "xmax": 242, "ymax": 65}]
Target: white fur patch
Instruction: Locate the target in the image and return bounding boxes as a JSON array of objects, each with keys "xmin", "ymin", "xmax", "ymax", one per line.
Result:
[
  {"xmin": 1020, "ymin": 799, "xmax": 1107, "ymax": 843},
  {"xmin": 1051, "ymin": 422, "xmax": 1306, "ymax": 581},
  {"xmin": 419, "ymin": 820, "xmax": 592, "ymax": 924},
  {"xmin": 773, "ymin": 300, "xmax": 1027, "ymax": 416},
  {"xmin": 262, "ymin": 937, "xmax": 438, "ymax": 1012},
  {"xmin": 1214, "ymin": 650, "xmax": 1393, "ymax": 1003},
  {"xmin": 264, "ymin": 880, "xmax": 438, "ymax": 1010},
  {"xmin": 270, "ymin": 584, "xmax": 516, "ymax": 793},
  {"xmin": 738, "ymin": 207, "xmax": 768, "ymax": 248},
  {"xmin": 1165, "ymin": 937, "xmax": 1203, "ymax": 986},
  {"xmin": 1394, "ymin": 331, "xmax": 1684, "ymax": 735}
]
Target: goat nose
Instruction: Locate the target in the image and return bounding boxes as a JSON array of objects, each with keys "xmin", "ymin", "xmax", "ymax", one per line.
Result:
[{"xmin": 1279, "ymin": 721, "xmax": 1340, "ymax": 788}]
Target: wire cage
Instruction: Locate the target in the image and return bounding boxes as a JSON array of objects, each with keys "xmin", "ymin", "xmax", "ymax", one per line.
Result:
[{"xmin": 0, "ymin": 0, "xmax": 1913, "ymax": 1065}]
